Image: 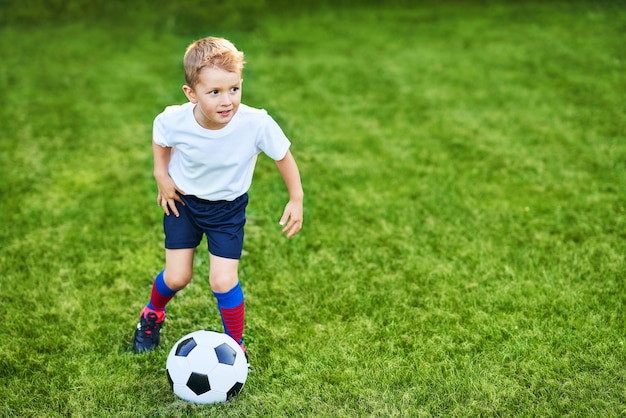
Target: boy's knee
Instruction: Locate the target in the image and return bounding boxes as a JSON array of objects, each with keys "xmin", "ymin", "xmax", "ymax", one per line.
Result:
[
  {"xmin": 208, "ymin": 255, "xmax": 239, "ymax": 293},
  {"xmin": 164, "ymin": 270, "xmax": 192, "ymax": 290},
  {"xmin": 209, "ymin": 272, "xmax": 238, "ymax": 293}
]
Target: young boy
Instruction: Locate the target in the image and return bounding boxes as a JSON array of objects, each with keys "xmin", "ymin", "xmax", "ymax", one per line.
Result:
[{"xmin": 132, "ymin": 37, "xmax": 304, "ymax": 356}]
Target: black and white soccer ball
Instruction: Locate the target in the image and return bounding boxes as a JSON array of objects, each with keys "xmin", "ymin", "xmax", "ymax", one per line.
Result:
[{"xmin": 166, "ymin": 330, "xmax": 249, "ymax": 404}]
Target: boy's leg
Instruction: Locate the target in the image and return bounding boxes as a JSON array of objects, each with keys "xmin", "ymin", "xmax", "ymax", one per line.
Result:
[
  {"xmin": 163, "ymin": 248, "xmax": 196, "ymax": 290},
  {"xmin": 209, "ymin": 254, "xmax": 245, "ymax": 351},
  {"xmin": 134, "ymin": 248, "xmax": 194, "ymax": 352},
  {"xmin": 146, "ymin": 270, "xmax": 176, "ymax": 313},
  {"xmin": 145, "ymin": 248, "xmax": 195, "ymax": 313}
]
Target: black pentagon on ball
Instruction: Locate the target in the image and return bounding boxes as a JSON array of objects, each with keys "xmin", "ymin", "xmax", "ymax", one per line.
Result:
[
  {"xmin": 227, "ymin": 382, "xmax": 244, "ymax": 400},
  {"xmin": 214, "ymin": 342, "xmax": 237, "ymax": 365},
  {"xmin": 175, "ymin": 337, "xmax": 197, "ymax": 357},
  {"xmin": 187, "ymin": 372, "xmax": 211, "ymax": 395}
]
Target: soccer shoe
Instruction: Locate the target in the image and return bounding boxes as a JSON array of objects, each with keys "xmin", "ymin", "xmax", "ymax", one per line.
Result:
[{"xmin": 133, "ymin": 307, "xmax": 165, "ymax": 352}]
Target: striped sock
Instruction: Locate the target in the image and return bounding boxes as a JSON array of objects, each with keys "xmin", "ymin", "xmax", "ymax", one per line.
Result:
[
  {"xmin": 213, "ymin": 281, "xmax": 245, "ymax": 346},
  {"xmin": 147, "ymin": 270, "xmax": 177, "ymax": 312}
]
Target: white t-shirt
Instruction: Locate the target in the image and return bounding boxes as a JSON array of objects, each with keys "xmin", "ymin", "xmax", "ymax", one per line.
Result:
[{"xmin": 153, "ymin": 102, "xmax": 291, "ymax": 201}]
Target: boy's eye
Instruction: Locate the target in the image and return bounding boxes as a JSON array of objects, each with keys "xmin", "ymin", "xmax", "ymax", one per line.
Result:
[
  {"xmin": 209, "ymin": 90, "xmax": 219, "ymax": 95},
  {"xmin": 230, "ymin": 87, "xmax": 239, "ymax": 93}
]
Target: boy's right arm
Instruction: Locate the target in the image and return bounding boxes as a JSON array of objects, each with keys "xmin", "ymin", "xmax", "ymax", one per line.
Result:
[{"xmin": 153, "ymin": 140, "xmax": 185, "ymax": 217}]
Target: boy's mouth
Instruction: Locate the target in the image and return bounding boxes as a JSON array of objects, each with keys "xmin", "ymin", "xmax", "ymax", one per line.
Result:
[{"xmin": 218, "ymin": 110, "xmax": 232, "ymax": 117}]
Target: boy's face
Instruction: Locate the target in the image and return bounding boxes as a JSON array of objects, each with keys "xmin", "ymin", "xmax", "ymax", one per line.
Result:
[{"xmin": 183, "ymin": 67, "xmax": 242, "ymax": 130}]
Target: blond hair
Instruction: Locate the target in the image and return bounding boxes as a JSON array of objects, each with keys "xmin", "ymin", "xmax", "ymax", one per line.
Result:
[{"xmin": 183, "ymin": 37, "xmax": 245, "ymax": 88}]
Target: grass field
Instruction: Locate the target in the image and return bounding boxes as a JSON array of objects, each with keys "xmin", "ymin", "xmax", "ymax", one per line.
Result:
[{"xmin": 1, "ymin": 0, "xmax": 625, "ymax": 416}]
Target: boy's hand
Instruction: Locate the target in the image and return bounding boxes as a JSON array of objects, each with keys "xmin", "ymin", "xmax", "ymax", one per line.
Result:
[
  {"xmin": 156, "ymin": 176, "xmax": 185, "ymax": 217},
  {"xmin": 279, "ymin": 199, "xmax": 303, "ymax": 238},
  {"xmin": 274, "ymin": 151, "xmax": 303, "ymax": 239}
]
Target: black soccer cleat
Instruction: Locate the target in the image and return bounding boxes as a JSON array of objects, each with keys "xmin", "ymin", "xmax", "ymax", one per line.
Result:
[{"xmin": 133, "ymin": 308, "xmax": 165, "ymax": 352}]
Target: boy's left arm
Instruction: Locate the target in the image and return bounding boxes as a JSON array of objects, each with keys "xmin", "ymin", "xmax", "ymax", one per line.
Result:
[{"xmin": 275, "ymin": 150, "xmax": 304, "ymax": 239}]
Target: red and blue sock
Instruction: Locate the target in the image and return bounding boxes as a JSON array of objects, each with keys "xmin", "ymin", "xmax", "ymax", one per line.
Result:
[
  {"xmin": 146, "ymin": 270, "xmax": 177, "ymax": 320},
  {"xmin": 213, "ymin": 281, "xmax": 245, "ymax": 347}
]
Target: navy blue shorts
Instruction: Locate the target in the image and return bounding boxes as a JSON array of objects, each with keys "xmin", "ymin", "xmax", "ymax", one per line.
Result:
[{"xmin": 163, "ymin": 193, "xmax": 248, "ymax": 260}]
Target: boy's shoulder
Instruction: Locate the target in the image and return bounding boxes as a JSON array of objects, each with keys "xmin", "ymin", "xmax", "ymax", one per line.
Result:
[
  {"xmin": 158, "ymin": 102, "xmax": 193, "ymax": 118},
  {"xmin": 154, "ymin": 102, "xmax": 274, "ymax": 133},
  {"xmin": 236, "ymin": 103, "xmax": 269, "ymax": 119},
  {"xmin": 229, "ymin": 104, "xmax": 278, "ymax": 130},
  {"xmin": 155, "ymin": 102, "xmax": 268, "ymax": 121},
  {"xmin": 154, "ymin": 102, "xmax": 194, "ymax": 128}
]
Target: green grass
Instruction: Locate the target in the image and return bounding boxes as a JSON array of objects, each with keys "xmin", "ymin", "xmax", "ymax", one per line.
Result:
[{"xmin": 1, "ymin": 0, "xmax": 625, "ymax": 416}]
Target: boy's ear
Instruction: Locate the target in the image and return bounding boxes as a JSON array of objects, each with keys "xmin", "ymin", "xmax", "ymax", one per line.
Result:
[{"xmin": 182, "ymin": 85, "xmax": 197, "ymax": 103}]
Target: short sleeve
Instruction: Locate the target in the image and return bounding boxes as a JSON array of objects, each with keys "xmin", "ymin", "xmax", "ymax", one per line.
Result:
[
  {"xmin": 258, "ymin": 114, "xmax": 291, "ymax": 161},
  {"xmin": 152, "ymin": 112, "xmax": 170, "ymax": 147}
]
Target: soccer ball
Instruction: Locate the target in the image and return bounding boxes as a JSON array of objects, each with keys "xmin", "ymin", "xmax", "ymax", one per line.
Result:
[{"xmin": 166, "ymin": 330, "xmax": 248, "ymax": 404}]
